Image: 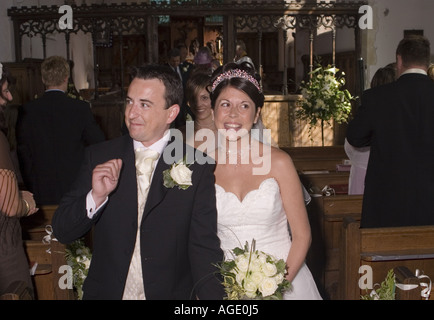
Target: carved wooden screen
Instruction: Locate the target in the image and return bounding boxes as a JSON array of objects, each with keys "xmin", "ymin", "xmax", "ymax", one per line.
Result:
[{"xmin": 8, "ymin": 1, "xmax": 366, "ymax": 96}]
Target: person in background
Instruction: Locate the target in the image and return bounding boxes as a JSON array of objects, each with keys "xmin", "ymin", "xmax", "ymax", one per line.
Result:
[
  {"xmin": 193, "ymin": 46, "xmax": 214, "ymax": 75},
  {"xmin": 0, "ymin": 63, "xmax": 38, "ymax": 298},
  {"xmin": 211, "ymin": 59, "xmax": 221, "ymax": 72},
  {"xmin": 166, "ymin": 48, "xmax": 183, "ymax": 83},
  {"xmin": 166, "ymin": 48, "xmax": 191, "ymax": 128},
  {"xmin": 16, "ymin": 56, "xmax": 105, "ymax": 205},
  {"xmin": 177, "ymin": 44, "xmax": 196, "ymax": 123},
  {"xmin": 0, "ymin": 67, "xmax": 22, "ymax": 185},
  {"xmin": 347, "ymin": 36, "xmax": 434, "ymax": 228},
  {"xmin": 233, "ymin": 40, "xmax": 248, "ymax": 63},
  {"xmin": 181, "ymin": 70, "xmax": 217, "ymax": 152},
  {"xmin": 177, "ymin": 43, "xmax": 194, "ymax": 84},
  {"xmin": 428, "ymin": 63, "xmax": 434, "ymax": 81},
  {"xmin": 344, "ymin": 64, "xmax": 396, "ymax": 195}
]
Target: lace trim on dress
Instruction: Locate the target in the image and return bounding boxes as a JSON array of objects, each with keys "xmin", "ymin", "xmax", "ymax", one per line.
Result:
[{"xmin": 215, "ymin": 177, "xmax": 276, "ymax": 203}]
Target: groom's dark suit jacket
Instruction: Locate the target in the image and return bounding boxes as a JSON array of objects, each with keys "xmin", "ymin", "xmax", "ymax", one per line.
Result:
[
  {"xmin": 52, "ymin": 134, "xmax": 224, "ymax": 300},
  {"xmin": 347, "ymin": 73, "xmax": 434, "ymax": 228},
  {"xmin": 17, "ymin": 90, "xmax": 105, "ymax": 205}
]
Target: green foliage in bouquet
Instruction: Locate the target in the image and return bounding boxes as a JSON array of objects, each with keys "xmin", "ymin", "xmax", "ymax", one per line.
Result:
[
  {"xmin": 65, "ymin": 238, "xmax": 92, "ymax": 300},
  {"xmin": 214, "ymin": 239, "xmax": 291, "ymax": 300},
  {"xmin": 297, "ymin": 64, "xmax": 357, "ymax": 129},
  {"xmin": 361, "ymin": 269, "xmax": 396, "ymax": 300}
]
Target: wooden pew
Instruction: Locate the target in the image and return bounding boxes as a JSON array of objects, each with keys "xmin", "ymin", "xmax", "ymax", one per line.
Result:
[
  {"xmin": 340, "ymin": 218, "xmax": 434, "ymax": 300},
  {"xmin": 21, "ymin": 205, "xmax": 58, "ymax": 241},
  {"xmin": 21, "ymin": 205, "xmax": 75, "ymax": 300},
  {"xmin": 307, "ymin": 194, "xmax": 362, "ymax": 300},
  {"xmin": 282, "ymin": 146, "xmax": 350, "ymax": 193},
  {"xmin": 299, "ymin": 171, "xmax": 349, "ymax": 193},
  {"xmin": 24, "ymin": 239, "xmax": 75, "ymax": 300},
  {"xmin": 280, "ymin": 147, "xmax": 358, "ymax": 299},
  {"xmin": 282, "ymin": 146, "xmax": 349, "ymax": 172}
]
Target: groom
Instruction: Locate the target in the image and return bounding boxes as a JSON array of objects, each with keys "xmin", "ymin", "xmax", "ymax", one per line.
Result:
[{"xmin": 52, "ymin": 64, "xmax": 224, "ymax": 300}]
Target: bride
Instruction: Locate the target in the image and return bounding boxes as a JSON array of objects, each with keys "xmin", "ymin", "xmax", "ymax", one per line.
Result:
[{"xmin": 208, "ymin": 61, "xmax": 322, "ymax": 300}]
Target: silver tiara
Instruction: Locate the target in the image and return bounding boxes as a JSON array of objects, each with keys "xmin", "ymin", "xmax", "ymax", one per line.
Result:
[{"xmin": 211, "ymin": 69, "xmax": 262, "ymax": 93}]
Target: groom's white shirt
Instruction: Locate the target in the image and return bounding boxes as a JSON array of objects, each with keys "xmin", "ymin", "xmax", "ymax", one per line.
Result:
[{"xmin": 85, "ymin": 131, "xmax": 170, "ymax": 218}]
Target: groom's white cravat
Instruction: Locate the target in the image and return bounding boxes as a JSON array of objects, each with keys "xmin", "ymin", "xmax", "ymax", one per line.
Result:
[{"xmin": 122, "ymin": 148, "xmax": 159, "ymax": 300}]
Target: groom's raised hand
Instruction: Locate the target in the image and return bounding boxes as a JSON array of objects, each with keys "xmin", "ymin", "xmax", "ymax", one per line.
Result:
[{"xmin": 91, "ymin": 159, "xmax": 123, "ymax": 208}]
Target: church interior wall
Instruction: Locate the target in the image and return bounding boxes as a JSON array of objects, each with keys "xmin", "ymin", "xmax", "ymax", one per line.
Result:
[
  {"xmin": 1, "ymin": 0, "xmax": 433, "ymax": 92},
  {"xmin": 364, "ymin": 0, "xmax": 434, "ymax": 88}
]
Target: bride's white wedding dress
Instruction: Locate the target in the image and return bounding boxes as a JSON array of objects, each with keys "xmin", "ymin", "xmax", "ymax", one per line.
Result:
[{"xmin": 216, "ymin": 177, "xmax": 322, "ymax": 300}]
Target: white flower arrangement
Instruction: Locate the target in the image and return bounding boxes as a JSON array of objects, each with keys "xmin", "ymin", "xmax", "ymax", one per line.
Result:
[
  {"xmin": 297, "ymin": 63, "xmax": 357, "ymax": 131},
  {"xmin": 215, "ymin": 239, "xmax": 291, "ymax": 300},
  {"xmin": 163, "ymin": 156, "xmax": 193, "ymax": 190},
  {"xmin": 65, "ymin": 238, "xmax": 92, "ymax": 300}
]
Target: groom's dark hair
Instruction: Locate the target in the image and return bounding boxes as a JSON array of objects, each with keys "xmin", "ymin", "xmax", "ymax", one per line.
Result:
[{"xmin": 130, "ymin": 64, "xmax": 184, "ymax": 109}]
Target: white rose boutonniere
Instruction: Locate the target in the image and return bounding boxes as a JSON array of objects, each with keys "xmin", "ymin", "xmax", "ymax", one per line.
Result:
[
  {"xmin": 182, "ymin": 63, "xmax": 191, "ymax": 73},
  {"xmin": 163, "ymin": 156, "xmax": 193, "ymax": 190}
]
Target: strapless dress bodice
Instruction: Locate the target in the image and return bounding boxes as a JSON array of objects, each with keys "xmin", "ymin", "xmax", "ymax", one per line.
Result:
[
  {"xmin": 215, "ymin": 177, "xmax": 323, "ymax": 300},
  {"xmin": 216, "ymin": 178, "xmax": 290, "ymax": 261}
]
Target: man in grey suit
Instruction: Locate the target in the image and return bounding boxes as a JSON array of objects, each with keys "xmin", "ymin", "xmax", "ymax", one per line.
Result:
[{"xmin": 347, "ymin": 36, "xmax": 434, "ymax": 228}]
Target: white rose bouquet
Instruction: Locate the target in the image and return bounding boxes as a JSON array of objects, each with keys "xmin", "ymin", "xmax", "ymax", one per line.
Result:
[
  {"xmin": 65, "ymin": 238, "xmax": 92, "ymax": 300},
  {"xmin": 215, "ymin": 239, "xmax": 291, "ymax": 300},
  {"xmin": 163, "ymin": 156, "xmax": 193, "ymax": 190}
]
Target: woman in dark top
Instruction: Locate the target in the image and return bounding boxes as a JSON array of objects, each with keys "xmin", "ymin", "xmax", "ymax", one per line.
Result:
[{"xmin": 0, "ymin": 64, "xmax": 38, "ymax": 297}]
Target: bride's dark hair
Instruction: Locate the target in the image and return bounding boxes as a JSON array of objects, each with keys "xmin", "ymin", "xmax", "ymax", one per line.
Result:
[{"xmin": 208, "ymin": 61, "xmax": 264, "ymax": 110}]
